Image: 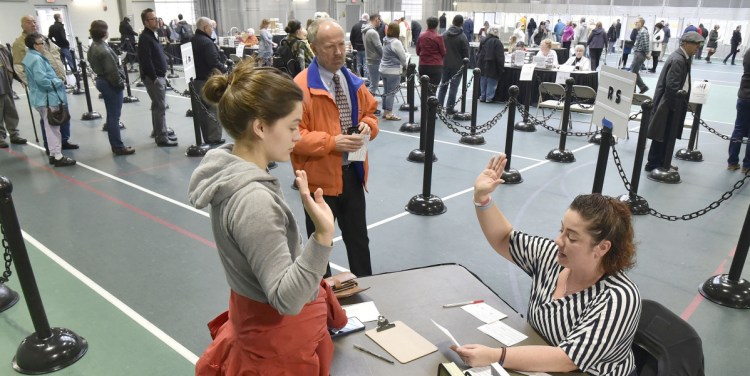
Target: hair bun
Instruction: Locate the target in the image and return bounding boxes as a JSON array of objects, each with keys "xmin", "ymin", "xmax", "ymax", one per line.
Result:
[{"xmin": 202, "ymin": 74, "xmax": 229, "ymax": 104}]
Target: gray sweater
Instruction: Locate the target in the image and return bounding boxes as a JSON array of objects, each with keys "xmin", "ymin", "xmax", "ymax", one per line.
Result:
[
  {"xmin": 188, "ymin": 145, "xmax": 332, "ymax": 315},
  {"xmin": 363, "ymin": 23, "xmax": 383, "ymax": 65}
]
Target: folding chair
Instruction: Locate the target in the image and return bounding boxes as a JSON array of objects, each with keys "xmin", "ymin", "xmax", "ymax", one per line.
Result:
[
  {"xmin": 632, "ymin": 299, "xmax": 705, "ymax": 376},
  {"xmin": 536, "ymin": 82, "xmax": 566, "ymax": 127},
  {"xmin": 570, "ymin": 85, "xmax": 596, "ymax": 129}
]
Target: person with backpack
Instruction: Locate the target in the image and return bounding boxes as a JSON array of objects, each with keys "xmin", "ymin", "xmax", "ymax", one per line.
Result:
[
  {"xmin": 175, "ymin": 14, "xmax": 193, "ymax": 44},
  {"xmin": 274, "ymin": 20, "xmax": 313, "ymax": 77}
]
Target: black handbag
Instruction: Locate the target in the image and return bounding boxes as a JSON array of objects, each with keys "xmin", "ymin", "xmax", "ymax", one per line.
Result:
[{"xmin": 46, "ymin": 83, "xmax": 70, "ymax": 126}]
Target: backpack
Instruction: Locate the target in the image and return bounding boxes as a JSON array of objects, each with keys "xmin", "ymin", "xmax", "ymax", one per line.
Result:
[
  {"xmin": 273, "ymin": 38, "xmax": 301, "ymax": 77},
  {"xmin": 178, "ymin": 23, "xmax": 193, "ymax": 41}
]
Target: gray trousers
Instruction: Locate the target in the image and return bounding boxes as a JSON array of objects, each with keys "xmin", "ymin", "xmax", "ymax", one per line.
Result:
[
  {"xmin": 143, "ymin": 76, "xmax": 169, "ymax": 140},
  {"xmin": 0, "ymin": 93, "xmax": 20, "ymax": 139},
  {"xmin": 192, "ymin": 79, "xmax": 223, "ymax": 143},
  {"xmin": 631, "ymin": 51, "xmax": 648, "ymax": 91}
]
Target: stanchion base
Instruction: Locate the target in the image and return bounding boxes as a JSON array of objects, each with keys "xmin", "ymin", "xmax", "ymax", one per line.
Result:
[
  {"xmin": 13, "ymin": 327, "xmax": 88, "ymax": 374},
  {"xmin": 452, "ymin": 112, "xmax": 472, "ymax": 121},
  {"xmin": 406, "ymin": 194, "xmax": 447, "ymax": 216},
  {"xmin": 675, "ymin": 149, "xmax": 704, "ymax": 162},
  {"xmin": 135, "ymin": 82, "xmax": 145, "ymax": 87},
  {"xmin": 647, "ymin": 168, "xmax": 681, "ymax": 184},
  {"xmin": 72, "ymin": 89, "xmax": 84, "ymax": 95},
  {"xmin": 502, "ymin": 169, "xmax": 523, "ymax": 184},
  {"xmin": 514, "ymin": 121, "xmax": 537, "ymax": 132},
  {"xmin": 186, "ymin": 109, "xmax": 193, "ymax": 117},
  {"xmin": 81, "ymin": 112, "xmax": 102, "ymax": 121},
  {"xmin": 167, "ymin": 73, "xmax": 180, "ymax": 79},
  {"xmin": 400, "ymin": 122, "xmax": 420, "ymax": 133},
  {"xmin": 460, "ymin": 134, "xmax": 486, "ymax": 145},
  {"xmin": 618, "ymin": 194, "xmax": 650, "ymax": 215},
  {"xmin": 407, "ymin": 149, "xmax": 437, "ymax": 163},
  {"xmin": 123, "ymin": 96, "xmax": 140, "ymax": 103},
  {"xmin": 546, "ymin": 149, "xmax": 576, "ymax": 163},
  {"xmin": 399, "ymin": 104, "xmax": 417, "ymax": 112},
  {"xmin": 0, "ymin": 283, "xmax": 19, "ymax": 312},
  {"xmin": 186, "ymin": 145, "xmax": 209, "ymax": 157},
  {"xmin": 699, "ymin": 274, "xmax": 750, "ymax": 309}
]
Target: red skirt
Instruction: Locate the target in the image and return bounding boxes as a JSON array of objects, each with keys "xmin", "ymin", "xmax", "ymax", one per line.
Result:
[{"xmin": 195, "ymin": 280, "xmax": 347, "ymax": 376}]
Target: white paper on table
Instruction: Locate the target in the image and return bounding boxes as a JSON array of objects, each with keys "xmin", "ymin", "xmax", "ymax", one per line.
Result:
[
  {"xmin": 347, "ymin": 134, "xmax": 369, "ymax": 161},
  {"xmin": 431, "ymin": 319, "xmax": 461, "ymax": 347},
  {"xmin": 519, "ymin": 63, "xmax": 536, "ymax": 81},
  {"xmin": 235, "ymin": 43, "xmax": 245, "ymax": 57},
  {"xmin": 478, "ymin": 321, "xmax": 528, "ymax": 346},
  {"xmin": 342, "ymin": 301, "xmax": 380, "ymax": 322},
  {"xmin": 518, "ymin": 372, "xmax": 552, "ymax": 376},
  {"xmin": 465, "ymin": 366, "xmax": 492, "ymax": 376},
  {"xmin": 555, "ymin": 65, "xmax": 574, "ymax": 84},
  {"xmin": 461, "ymin": 302, "xmax": 508, "ymax": 324}
]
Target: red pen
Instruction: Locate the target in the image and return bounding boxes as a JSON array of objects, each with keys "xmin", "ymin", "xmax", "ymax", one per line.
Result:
[{"xmin": 443, "ymin": 300, "xmax": 484, "ymax": 308}]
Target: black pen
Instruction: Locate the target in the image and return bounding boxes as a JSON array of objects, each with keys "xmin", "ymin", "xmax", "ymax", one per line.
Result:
[{"xmin": 353, "ymin": 344, "xmax": 395, "ymax": 364}]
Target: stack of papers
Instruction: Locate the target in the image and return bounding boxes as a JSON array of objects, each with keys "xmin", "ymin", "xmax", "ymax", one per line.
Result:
[
  {"xmin": 461, "ymin": 303, "xmax": 507, "ymax": 323},
  {"xmin": 478, "ymin": 321, "xmax": 528, "ymax": 346},
  {"xmin": 342, "ymin": 301, "xmax": 380, "ymax": 322}
]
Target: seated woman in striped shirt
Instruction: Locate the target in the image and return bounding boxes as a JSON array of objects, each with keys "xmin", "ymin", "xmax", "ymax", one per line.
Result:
[{"xmin": 452, "ymin": 154, "xmax": 641, "ymax": 376}]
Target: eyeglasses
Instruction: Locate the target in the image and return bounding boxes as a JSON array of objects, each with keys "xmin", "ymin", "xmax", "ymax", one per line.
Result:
[
  {"xmin": 34, "ymin": 42, "xmax": 44, "ymax": 46},
  {"xmin": 146, "ymin": 18, "xmax": 157, "ymax": 22}
]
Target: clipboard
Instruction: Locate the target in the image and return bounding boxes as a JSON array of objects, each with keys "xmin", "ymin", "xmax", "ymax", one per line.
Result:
[{"xmin": 365, "ymin": 318, "xmax": 437, "ymax": 363}]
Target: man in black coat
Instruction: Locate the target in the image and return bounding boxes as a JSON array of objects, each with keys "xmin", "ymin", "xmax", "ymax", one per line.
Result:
[
  {"xmin": 438, "ymin": 15, "xmax": 469, "ymax": 114},
  {"xmin": 48, "ymin": 13, "xmax": 76, "ymax": 73},
  {"xmin": 439, "ymin": 13, "xmax": 447, "ymax": 34},
  {"xmin": 120, "ymin": 17, "xmax": 139, "ymax": 66},
  {"xmin": 411, "ymin": 20, "xmax": 422, "ymax": 46},
  {"xmin": 724, "ymin": 26, "xmax": 742, "ymax": 65},
  {"xmin": 350, "ymin": 13, "xmax": 368, "ymax": 77},
  {"xmin": 191, "ymin": 17, "xmax": 226, "ymax": 145},
  {"xmin": 645, "ymin": 31, "xmax": 704, "ymax": 172}
]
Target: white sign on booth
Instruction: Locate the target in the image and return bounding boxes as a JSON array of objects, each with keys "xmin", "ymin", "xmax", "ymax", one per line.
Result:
[
  {"xmin": 591, "ymin": 66, "xmax": 637, "ymax": 139},
  {"xmin": 181, "ymin": 43, "xmax": 196, "ymax": 86},
  {"xmin": 519, "ymin": 63, "xmax": 536, "ymax": 82},
  {"xmin": 689, "ymin": 80, "xmax": 711, "ymax": 104},
  {"xmin": 555, "ymin": 65, "xmax": 575, "ymax": 84}
]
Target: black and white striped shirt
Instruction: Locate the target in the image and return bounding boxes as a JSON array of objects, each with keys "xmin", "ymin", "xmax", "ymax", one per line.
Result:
[{"xmin": 508, "ymin": 231, "xmax": 641, "ymax": 376}]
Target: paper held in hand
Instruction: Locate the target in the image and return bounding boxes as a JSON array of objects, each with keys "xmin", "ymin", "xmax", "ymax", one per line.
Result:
[{"xmin": 348, "ymin": 134, "xmax": 369, "ymax": 162}]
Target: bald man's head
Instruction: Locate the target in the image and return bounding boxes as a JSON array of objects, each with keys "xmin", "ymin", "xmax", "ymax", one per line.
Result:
[{"xmin": 21, "ymin": 16, "xmax": 38, "ymax": 34}]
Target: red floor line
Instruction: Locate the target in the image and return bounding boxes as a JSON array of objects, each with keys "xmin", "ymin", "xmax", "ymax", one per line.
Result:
[
  {"xmin": 680, "ymin": 258, "xmax": 727, "ymax": 321},
  {"xmin": 83, "ymin": 159, "xmax": 192, "ymax": 185},
  {"xmin": 4, "ymin": 148, "xmax": 216, "ymax": 249}
]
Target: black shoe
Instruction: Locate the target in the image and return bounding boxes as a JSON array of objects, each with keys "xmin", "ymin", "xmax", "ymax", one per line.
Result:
[
  {"xmin": 446, "ymin": 109, "xmax": 457, "ymax": 115},
  {"xmin": 150, "ymin": 128, "xmax": 175, "ymax": 138},
  {"xmin": 10, "ymin": 136, "xmax": 27, "ymax": 144},
  {"xmin": 639, "ymin": 86, "xmax": 649, "ymax": 94},
  {"xmin": 112, "ymin": 146, "xmax": 136, "ymax": 155},
  {"xmin": 644, "ymin": 165, "xmax": 656, "ymax": 172},
  {"xmin": 53, "ymin": 156, "xmax": 77, "ymax": 167},
  {"xmin": 207, "ymin": 139, "xmax": 226, "ymax": 146},
  {"xmin": 62, "ymin": 142, "xmax": 79, "ymax": 150},
  {"xmin": 0, "ymin": 139, "xmax": 8, "ymax": 148},
  {"xmin": 732, "ymin": 63, "xmax": 736, "ymax": 65},
  {"xmin": 156, "ymin": 138, "xmax": 178, "ymax": 147}
]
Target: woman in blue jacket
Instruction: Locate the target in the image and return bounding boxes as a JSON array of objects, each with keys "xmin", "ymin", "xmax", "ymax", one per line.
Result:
[{"xmin": 22, "ymin": 32, "xmax": 75, "ymax": 167}]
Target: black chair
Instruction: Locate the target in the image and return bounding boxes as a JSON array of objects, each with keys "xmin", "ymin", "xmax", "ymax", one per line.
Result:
[{"xmin": 632, "ymin": 299, "xmax": 705, "ymax": 376}]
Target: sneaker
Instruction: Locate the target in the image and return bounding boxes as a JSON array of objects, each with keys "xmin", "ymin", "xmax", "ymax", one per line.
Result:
[
  {"xmin": 53, "ymin": 156, "xmax": 77, "ymax": 167},
  {"xmin": 62, "ymin": 142, "xmax": 79, "ymax": 150},
  {"xmin": 728, "ymin": 164, "xmax": 741, "ymax": 171}
]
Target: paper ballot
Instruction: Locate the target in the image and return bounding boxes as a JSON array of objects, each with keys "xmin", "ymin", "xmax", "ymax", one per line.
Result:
[
  {"xmin": 478, "ymin": 321, "xmax": 528, "ymax": 346},
  {"xmin": 347, "ymin": 134, "xmax": 369, "ymax": 162},
  {"xmin": 342, "ymin": 301, "xmax": 380, "ymax": 322},
  {"xmin": 431, "ymin": 319, "xmax": 461, "ymax": 347},
  {"xmin": 461, "ymin": 303, "xmax": 508, "ymax": 324}
]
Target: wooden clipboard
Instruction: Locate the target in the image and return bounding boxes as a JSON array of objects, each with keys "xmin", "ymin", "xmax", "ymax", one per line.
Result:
[{"xmin": 365, "ymin": 321, "xmax": 437, "ymax": 363}]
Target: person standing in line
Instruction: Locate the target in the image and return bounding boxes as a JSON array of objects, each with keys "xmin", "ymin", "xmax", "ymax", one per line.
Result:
[
  {"xmin": 380, "ymin": 22, "xmax": 408, "ymax": 121},
  {"xmin": 22, "ymin": 33, "xmax": 76, "ymax": 167},
  {"xmin": 138, "ymin": 8, "xmax": 178, "ymax": 147},
  {"xmin": 705, "ymin": 25, "xmax": 720, "ymax": 63},
  {"xmin": 350, "ymin": 13, "xmax": 368, "ymax": 78},
  {"xmin": 649, "ymin": 23, "xmax": 665, "ymax": 73},
  {"xmin": 724, "ymin": 26, "xmax": 742, "ymax": 65},
  {"xmin": 362, "ymin": 13, "xmax": 383, "ymax": 116},
  {"xmin": 292, "ymin": 18, "xmax": 379, "ymax": 277},
  {"xmin": 727, "ymin": 48, "xmax": 750, "ymax": 174},
  {"xmin": 463, "ymin": 16, "xmax": 474, "ymax": 43},
  {"xmin": 47, "ymin": 13, "xmax": 76, "ymax": 74},
  {"xmin": 175, "ymin": 14, "xmax": 193, "ymax": 45},
  {"xmin": 644, "ymin": 32, "xmax": 703, "ymax": 173},
  {"xmin": 526, "ymin": 18, "xmax": 537, "ymax": 45},
  {"xmin": 439, "ymin": 13, "xmax": 447, "ymax": 34},
  {"xmin": 696, "ymin": 23, "xmax": 709, "ymax": 60},
  {"xmin": 620, "ymin": 26, "xmax": 637, "ymax": 69},
  {"xmin": 630, "ymin": 17, "xmax": 651, "ymax": 94},
  {"xmin": 411, "ymin": 19, "xmax": 422, "ymax": 46},
  {"xmin": 477, "ymin": 25, "xmax": 504, "ymax": 103},
  {"xmin": 438, "ymin": 15, "xmax": 469, "ymax": 115},
  {"xmin": 661, "ymin": 22, "xmax": 671, "ymax": 61},
  {"xmin": 574, "ymin": 17, "xmax": 589, "ymax": 55},
  {"xmin": 258, "ymin": 19, "xmax": 275, "ymax": 67},
  {"xmin": 119, "ymin": 17, "xmax": 139, "ymax": 67},
  {"xmin": 416, "ymin": 16, "xmax": 446, "ymax": 88},
  {"xmin": 0, "ymin": 43, "xmax": 26, "ymax": 148},
  {"xmin": 587, "ymin": 22, "xmax": 607, "ymax": 71},
  {"xmin": 192, "ymin": 16, "xmax": 226, "ymax": 146},
  {"xmin": 615, "ymin": 19, "xmax": 622, "ymax": 45},
  {"xmin": 607, "ymin": 22, "xmax": 618, "ymax": 54},
  {"xmin": 87, "ymin": 20, "xmax": 135, "ymax": 156}
]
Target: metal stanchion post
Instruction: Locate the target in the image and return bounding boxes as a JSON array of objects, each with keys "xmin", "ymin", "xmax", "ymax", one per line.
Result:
[
  {"xmin": 460, "ymin": 68, "xmax": 485, "ymax": 145},
  {"xmin": 406, "ymin": 97, "xmax": 446, "ymax": 215},
  {"xmin": 514, "ymin": 79, "xmax": 536, "ymax": 132},
  {"xmin": 400, "ymin": 64, "xmax": 419, "ymax": 132},
  {"xmin": 618, "ymin": 100, "xmax": 653, "ymax": 215},
  {"xmin": 546, "ymin": 77, "xmax": 575, "ymax": 163},
  {"xmin": 70, "ymin": 49, "xmax": 84, "ymax": 95},
  {"xmin": 186, "ymin": 79, "xmax": 209, "ymax": 157},
  {"xmin": 0, "ymin": 177, "xmax": 88, "ymax": 373},
  {"xmin": 408, "ymin": 75, "xmax": 437, "ymax": 163},
  {"xmin": 648, "ymin": 90, "xmax": 687, "ymax": 184},
  {"xmin": 122, "ymin": 61, "xmax": 139, "ymax": 103},
  {"xmin": 76, "ymin": 38, "xmax": 101, "ymax": 120},
  {"xmin": 699, "ymin": 200, "xmax": 750, "ymax": 309},
  {"xmin": 167, "ymin": 49, "xmax": 180, "ymax": 79},
  {"xmin": 502, "ymin": 86, "xmax": 523, "ymax": 184},
  {"xmin": 591, "ymin": 120, "xmax": 614, "ymax": 193},
  {"xmin": 675, "ymin": 102, "xmax": 704, "ymax": 161},
  {"xmin": 453, "ymin": 58, "xmax": 472, "ymax": 121}
]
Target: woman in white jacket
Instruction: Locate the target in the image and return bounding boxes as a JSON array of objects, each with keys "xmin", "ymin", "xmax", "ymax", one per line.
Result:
[{"xmin": 649, "ymin": 23, "xmax": 665, "ymax": 73}]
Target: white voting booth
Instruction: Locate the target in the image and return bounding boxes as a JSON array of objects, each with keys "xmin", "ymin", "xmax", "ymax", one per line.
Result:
[
  {"xmin": 181, "ymin": 43, "xmax": 196, "ymax": 87},
  {"xmin": 592, "ymin": 66, "xmax": 637, "ymax": 139}
]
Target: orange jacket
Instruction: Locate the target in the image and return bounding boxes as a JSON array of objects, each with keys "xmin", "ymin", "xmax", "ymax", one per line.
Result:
[{"xmin": 292, "ymin": 59, "xmax": 379, "ymax": 196}]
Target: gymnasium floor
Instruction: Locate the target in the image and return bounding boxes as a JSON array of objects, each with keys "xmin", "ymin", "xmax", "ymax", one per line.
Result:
[{"xmin": 1, "ymin": 53, "xmax": 749, "ymax": 375}]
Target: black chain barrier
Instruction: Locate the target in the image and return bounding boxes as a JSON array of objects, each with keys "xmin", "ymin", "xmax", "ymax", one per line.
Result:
[
  {"xmin": 511, "ymin": 95, "xmax": 599, "ymax": 137},
  {"xmin": 369, "ymin": 70, "xmax": 419, "ymax": 98},
  {"xmin": 426, "ymin": 64, "xmax": 467, "ymax": 92},
  {"xmin": 610, "ymin": 138, "xmax": 750, "ymax": 221},
  {"xmin": 436, "ymin": 99, "xmax": 509, "ymax": 137},
  {"xmin": 0, "ymin": 223, "xmax": 12, "ymax": 284},
  {"xmin": 689, "ymin": 107, "xmax": 750, "ymax": 144}
]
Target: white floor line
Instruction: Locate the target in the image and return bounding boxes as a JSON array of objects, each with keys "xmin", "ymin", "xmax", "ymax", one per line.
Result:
[
  {"xmin": 21, "ymin": 230, "xmax": 200, "ymax": 365},
  {"xmin": 378, "ymin": 129, "xmax": 545, "ymax": 162}
]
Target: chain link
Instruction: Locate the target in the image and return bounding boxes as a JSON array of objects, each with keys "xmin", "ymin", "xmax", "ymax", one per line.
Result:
[
  {"xmin": 512, "ymin": 95, "xmax": 599, "ymax": 137},
  {"xmin": 0, "ymin": 223, "xmax": 13, "ymax": 284},
  {"xmin": 610, "ymin": 139, "xmax": 750, "ymax": 221},
  {"xmin": 689, "ymin": 107, "xmax": 750, "ymax": 144},
  {"xmin": 427, "ymin": 64, "xmax": 467, "ymax": 91},
  {"xmin": 369, "ymin": 71, "xmax": 418, "ymax": 97},
  {"xmin": 187, "ymin": 81, "xmax": 221, "ymax": 124},
  {"xmin": 435, "ymin": 100, "xmax": 510, "ymax": 137}
]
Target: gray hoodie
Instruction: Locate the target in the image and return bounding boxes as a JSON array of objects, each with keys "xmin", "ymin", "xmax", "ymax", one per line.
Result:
[
  {"xmin": 188, "ymin": 145, "xmax": 332, "ymax": 315},
  {"xmin": 363, "ymin": 23, "xmax": 383, "ymax": 65}
]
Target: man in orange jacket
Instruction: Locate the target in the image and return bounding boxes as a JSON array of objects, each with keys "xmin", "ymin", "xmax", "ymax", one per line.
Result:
[{"xmin": 292, "ymin": 18, "xmax": 379, "ymax": 277}]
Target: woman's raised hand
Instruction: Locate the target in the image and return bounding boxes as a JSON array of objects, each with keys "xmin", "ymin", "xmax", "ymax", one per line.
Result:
[
  {"xmin": 296, "ymin": 170, "xmax": 334, "ymax": 246},
  {"xmin": 473, "ymin": 154, "xmax": 507, "ymax": 202}
]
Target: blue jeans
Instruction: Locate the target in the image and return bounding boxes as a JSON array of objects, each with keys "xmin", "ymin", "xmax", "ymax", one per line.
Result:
[
  {"xmin": 60, "ymin": 47, "xmax": 77, "ymax": 72},
  {"xmin": 438, "ymin": 67, "xmax": 461, "ymax": 112},
  {"xmin": 356, "ymin": 51, "xmax": 368, "ymax": 77},
  {"xmin": 480, "ymin": 76, "xmax": 498, "ymax": 101},
  {"xmin": 95, "ymin": 78, "xmax": 125, "ymax": 148},
  {"xmin": 728, "ymin": 98, "xmax": 750, "ymax": 168},
  {"xmin": 630, "ymin": 51, "xmax": 648, "ymax": 92},
  {"xmin": 381, "ymin": 73, "xmax": 401, "ymax": 112}
]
